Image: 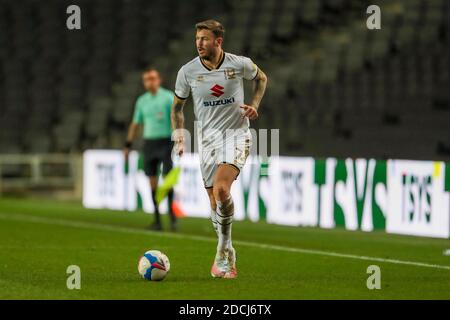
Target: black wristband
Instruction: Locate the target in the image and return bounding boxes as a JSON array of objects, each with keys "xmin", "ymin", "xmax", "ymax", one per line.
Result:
[{"xmin": 124, "ymin": 141, "xmax": 132, "ymax": 148}]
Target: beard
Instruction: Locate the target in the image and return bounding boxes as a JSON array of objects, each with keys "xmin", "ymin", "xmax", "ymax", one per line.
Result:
[
  {"xmin": 199, "ymin": 52, "xmax": 211, "ymax": 60},
  {"xmin": 198, "ymin": 47, "xmax": 214, "ymax": 60}
]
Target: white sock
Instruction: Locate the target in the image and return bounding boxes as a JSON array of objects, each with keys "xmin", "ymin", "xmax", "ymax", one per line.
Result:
[
  {"xmin": 216, "ymin": 195, "xmax": 234, "ymax": 251},
  {"xmin": 210, "ymin": 208, "xmax": 219, "ymax": 237}
]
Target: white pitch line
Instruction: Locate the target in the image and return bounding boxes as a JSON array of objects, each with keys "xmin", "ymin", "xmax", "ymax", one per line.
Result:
[{"xmin": 1, "ymin": 212, "xmax": 450, "ymax": 271}]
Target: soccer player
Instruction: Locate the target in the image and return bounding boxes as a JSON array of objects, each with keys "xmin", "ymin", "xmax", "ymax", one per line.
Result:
[
  {"xmin": 124, "ymin": 67, "xmax": 177, "ymax": 231},
  {"xmin": 171, "ymin": 20, "xmax": 268, "ymax": 278}
]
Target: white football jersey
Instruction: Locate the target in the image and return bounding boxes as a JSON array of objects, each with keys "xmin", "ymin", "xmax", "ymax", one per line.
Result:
[{"xmin": 175, "ymin": 52, "xmax": 258, "ymax": 146}]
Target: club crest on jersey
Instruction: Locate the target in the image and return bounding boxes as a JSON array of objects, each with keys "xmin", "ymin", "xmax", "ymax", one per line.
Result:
[{"xmin": 224, "ymin": 68, "xmax": 236, "ymax": 80}]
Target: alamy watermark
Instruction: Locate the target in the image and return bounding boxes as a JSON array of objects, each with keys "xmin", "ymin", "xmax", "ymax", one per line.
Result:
[
  {"xmin": 66, "ymin": 265, "xmax": 81, "ymax": 290},
  {"xmin": 172, "ymin": 123, "xmax": 279, "ymax": 176},
  {"xmin": 366, "ymin": 5, "xmax": 381, "ymax": 30},
  {"xmin": 366, "ymin": 265, "xmax": 381, "ymax": 290},
  {"xmin": 66, "ymin": 5, "xmax": 81, "ymax": 30}
]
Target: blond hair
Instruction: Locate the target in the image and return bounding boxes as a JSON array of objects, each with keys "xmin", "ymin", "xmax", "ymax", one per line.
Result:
[{"xmin": 195, "ymin": 19, "xmax": 225, "ymax": 39}]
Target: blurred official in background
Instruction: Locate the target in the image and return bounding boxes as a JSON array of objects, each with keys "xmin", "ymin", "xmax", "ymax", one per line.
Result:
[{"xmin": 124, "ymin": 67, "xmax": 177, "ymax": 231}]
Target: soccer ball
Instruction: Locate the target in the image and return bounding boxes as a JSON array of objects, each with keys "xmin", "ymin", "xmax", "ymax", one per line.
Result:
[{"xmin": 138, "ymin": 250, "xmax": 170, "ymax": 281}]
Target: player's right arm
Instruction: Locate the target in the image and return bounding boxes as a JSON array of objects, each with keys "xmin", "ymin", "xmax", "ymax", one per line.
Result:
[
  {"xmin": 171, "ymin": 96, "xmax": 187, "ymax": 156},
  {"xmin": 171, "ymin": 67, "xmax": 190, "ymax": 156}
]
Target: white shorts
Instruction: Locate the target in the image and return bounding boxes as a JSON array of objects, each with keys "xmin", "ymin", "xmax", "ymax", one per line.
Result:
[{"xmin": 199, "ymin": 130, "xmax": 252, "ymax": 188}]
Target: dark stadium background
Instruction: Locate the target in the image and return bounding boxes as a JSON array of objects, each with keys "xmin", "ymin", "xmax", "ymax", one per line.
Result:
[
  {"xmin": 0, "ymin": 0, "xmax": 448, "ymax": 203},
  {"xmin": 0, "ymin": 0, "xmax": 448, "ymax": 197},
  {"xmin": 1, "ymin": 0, "xmax": 448, "ymax": 155}
]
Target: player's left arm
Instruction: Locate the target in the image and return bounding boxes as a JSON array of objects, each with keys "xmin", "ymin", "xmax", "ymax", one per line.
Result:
[{"xmin": 241, "ymin": 68, "xmax": 268, "ymax": 120}]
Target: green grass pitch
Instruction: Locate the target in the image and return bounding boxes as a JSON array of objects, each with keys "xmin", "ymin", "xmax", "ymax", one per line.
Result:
[{"xmin": 0, "ymin": 197, "xmax": 449, "ymax": 299}]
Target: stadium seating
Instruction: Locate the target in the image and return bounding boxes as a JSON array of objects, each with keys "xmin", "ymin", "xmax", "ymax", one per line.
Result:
[{"xmin": 0, "ymin": 0, "xmax": 448, "ymax": 161}]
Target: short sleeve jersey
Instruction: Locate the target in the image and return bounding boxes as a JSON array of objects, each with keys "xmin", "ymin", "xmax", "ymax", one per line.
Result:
[
  {"xmin": 132, "ymin": 88, "xmax": 174, "ymax": 139},
  {"xmin": 174, "ymin": 52, "xmax": 258, "ymax": 144}
]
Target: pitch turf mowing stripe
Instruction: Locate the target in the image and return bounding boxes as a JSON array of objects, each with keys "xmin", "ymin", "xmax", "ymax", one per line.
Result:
[{"xmin": 1, "ymin": 212, "xmax": 450, "ymax": 271}]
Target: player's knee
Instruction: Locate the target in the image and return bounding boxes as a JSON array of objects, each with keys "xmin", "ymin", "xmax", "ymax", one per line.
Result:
[{"xmin": 213, "ymin": 182, "xmax": 230, "ymax": 202}]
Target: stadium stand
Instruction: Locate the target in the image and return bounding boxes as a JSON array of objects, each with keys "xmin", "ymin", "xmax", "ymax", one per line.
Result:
[{"xmin": 0, "ymin": 0, "xmax": 448, "ymax": 161}]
